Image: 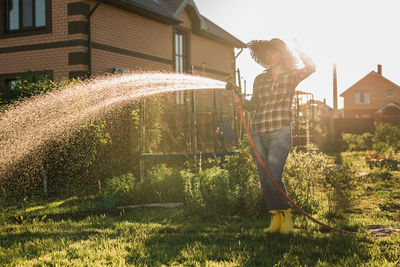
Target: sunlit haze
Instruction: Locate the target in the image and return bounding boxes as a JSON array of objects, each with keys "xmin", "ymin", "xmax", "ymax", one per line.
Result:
[{"xmin": 195, "ymin": 0, "xmax": 400, "ymax": 108}]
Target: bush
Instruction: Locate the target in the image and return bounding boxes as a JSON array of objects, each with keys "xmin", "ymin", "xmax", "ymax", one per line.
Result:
[
  {"xmin": 342, "ymin": 132, "xmax": 373, "ymax": 151},
  {"xmin": 183, "ymin": 142, "xmax": 264, "ymax": 218},
  {"xmin": 183, "ymin": 167, "xmax": 233, "ymax": 217},
  {"xmin": 104, "ymin": 165, "xmax": 185, "ymax": 207},
  {"xmin": 146, "ymin": 164, "xmax": 185, "ymax": 203},
  {"xmin": 373, "ymin": 123, "xmax": 400, "ymax": 153},
  {"xmin": 322, "ymin": 161, "xmax": 356, "ymax": 215},
  {"xmin": 0, "ymin": 71, "xmax": 76, "ymax": 105},
  {"xmin": 42, "ymin": 119, "xmax": 111, "ymax": 196},
  {"xmin": 104, "ymin": 173, "xmax": 139, "ymax": 207},
  {"xmin": 283, "ymin": 145, "xmax": 330, "ymax": 213}
]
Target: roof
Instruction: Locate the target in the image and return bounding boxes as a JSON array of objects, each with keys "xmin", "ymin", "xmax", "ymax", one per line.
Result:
[
  {"xmin": 105, "ymin": 0, "xmax": 246, "ymax": 48},
  {"xmin": 340, "ymin": 71, "xmax": 400, "ymax": 97},
  {"xmin": 376, "ymin": 101, "xmax": 400, "ymax": 113},
  {"xmin": 163, "ymin": 0, "xmax": 186, "ymax": 12},
  {"xmin": 312, "ymin": 99, "xmax": 333, "ymax": 110},
  {"xmin": 104, "ymin": 0, "xmax": 179, "ymax": 24},
  {"xmin": 200, "ymin": 16, "xmax": 247, "ymax": 48}
]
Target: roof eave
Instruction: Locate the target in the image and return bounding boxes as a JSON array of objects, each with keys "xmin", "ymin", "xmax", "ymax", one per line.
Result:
[
  {"xmin": 104, "ymin": 0, "xmax": 181, "ymax": 25},
  {"xmin": 197, "ymin": 30, "xmax": 247, "ymax": 48}
]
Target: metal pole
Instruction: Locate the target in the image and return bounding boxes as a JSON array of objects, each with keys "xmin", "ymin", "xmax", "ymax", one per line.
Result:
[
  {"xmin": 296, "ymin": 93, "xmax": 300, "ymax": 151},
  {"xmin": 40, "ymin": 161, "xmax": 47, "ymax": 197},
  {"xmin": 213, "ymin": 89, "xmax": 217, "ymax": 152},
  {"xmin": 312, "ymin": 94, "xmax": 315, "ymax": 143},
  {"xmin": 139, "ymin": 99, "xmax": 145, "ymax": 181},
  {"xmin": 191, "ymin": 91, "xmax": 198, "ymax": 171}
]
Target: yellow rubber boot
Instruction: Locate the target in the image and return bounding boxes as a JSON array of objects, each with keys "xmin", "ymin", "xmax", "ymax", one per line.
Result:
[
  {"xmin": 266, "ymin": 210, "xmax": 282, "ymax": 233},
  {"xmin": 279, "ymin": 209, "xmax": 293, "ymax": 234}
]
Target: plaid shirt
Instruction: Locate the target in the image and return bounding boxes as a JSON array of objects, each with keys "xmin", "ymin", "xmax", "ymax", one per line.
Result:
[{"xmin": 245, "ymin": 54, "xmax": 315, "ymax": 133}]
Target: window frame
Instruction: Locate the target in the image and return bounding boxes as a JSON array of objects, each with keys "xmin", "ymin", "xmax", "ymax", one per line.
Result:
[
  {"xmin": 387, "ymin": 90, "xmax": 393, "ymax": 98},
  {"xmin": 1, "ymin": 0, "xmax": 52, "ymax": 38},
  {"xmin": 355, "ymin": 91, "xmax": 370, "ymax": 104},
  {"xmin": 173, "ymin": 29, "xmax": 190, "ymax": 104},
  {"xmin": 174, "ymin": 30, "xmax": 187, "ymax": 74},
  {"xmin": 6, "ymin": 79, "xmax": 18, "ymax": 90}
]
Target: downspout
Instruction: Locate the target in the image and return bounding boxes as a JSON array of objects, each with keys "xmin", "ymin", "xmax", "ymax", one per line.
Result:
[
  {"xmin": 87, "ymin": 0, "xmax": 105, "ymax": 77},
  {"xmin": 234, "ymin": 48, "xmax": 243, "ymax": 59}
]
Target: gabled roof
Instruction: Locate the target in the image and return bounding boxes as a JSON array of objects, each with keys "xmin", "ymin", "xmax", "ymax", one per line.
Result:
[
  {"xmin": 105, "ymin": 0, "xmax": 246, "ymax": 48},
  {"xmin": 340, "ymin": 71, "xmax": 400, "ymax": 97},
  {"xmin": 312, "ymin": 99, "xmax": 333, "ymax": 110},
  {"xmin": 375, "ymin": 101, "xmax": 400, "ymax": 113},
  {"xmin": 165, "ymin": 0, "xmax": 246, "ymax": 47}
]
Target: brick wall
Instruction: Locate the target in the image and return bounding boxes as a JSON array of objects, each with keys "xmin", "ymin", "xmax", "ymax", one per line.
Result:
[
  {"xmin": 191, "ymin": 34, "xmax": 234, "ymax": 79},
  {"xmin": 91, "ymin": 2, "xmax": 173, "ymax": 74},
  {"xmin": 0, "ymin": 0, "xmax": 89, "ymax": 82}
]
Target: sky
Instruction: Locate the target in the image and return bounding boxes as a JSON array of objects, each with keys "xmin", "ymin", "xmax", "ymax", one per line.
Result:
[{"xmin": 194, "ymin": 0, "xmax": 400, "ymax": 108}]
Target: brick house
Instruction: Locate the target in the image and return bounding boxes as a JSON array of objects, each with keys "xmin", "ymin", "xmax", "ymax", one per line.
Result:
[
  {"xmin": 0, "ymin": 0, "xmax": 246, "ymax": 152},
  {"xmin": 0, "ymin": 0, "xmax": 245, "ymax": 84},
  {"xmin": 340, "ymin": 65, "xmax": 400, "ymax": 121}
]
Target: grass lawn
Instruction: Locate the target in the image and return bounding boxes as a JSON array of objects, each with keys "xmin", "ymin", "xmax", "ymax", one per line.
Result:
[{"xmin": 0, "ymin": 153, "xmax": 399, "ymax": 266}]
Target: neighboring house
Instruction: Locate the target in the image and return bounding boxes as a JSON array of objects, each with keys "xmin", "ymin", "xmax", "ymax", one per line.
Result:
[
  {"xmin": 0, "ymin": 0, "xmax": 246, "ymax": 152},
  {"xmin": 340, "ymin": 65, "xmax": 400, "ymax": 121},
  {"xmin": 312, "ymin": 99, "xmax": 333, "ymax": 121}
]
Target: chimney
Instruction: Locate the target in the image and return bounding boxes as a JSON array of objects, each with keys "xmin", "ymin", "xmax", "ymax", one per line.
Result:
[
  {"xmin": 377, "ymin": 64, "xmax": 382, "ymax": 75},
  {"xmin": 323, "ymin": 98, "xmax": 326, "ymax": 104}
]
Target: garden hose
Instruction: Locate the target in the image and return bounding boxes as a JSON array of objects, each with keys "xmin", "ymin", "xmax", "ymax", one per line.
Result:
[{"xmin": 226, "ymin": 82, "xmax": 357, "ymax": 235}]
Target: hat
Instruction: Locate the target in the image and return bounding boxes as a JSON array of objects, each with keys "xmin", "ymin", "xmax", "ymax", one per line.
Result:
[{"xmin": 247, "ymin": 38, "xmax": 293, "ymax": 68}]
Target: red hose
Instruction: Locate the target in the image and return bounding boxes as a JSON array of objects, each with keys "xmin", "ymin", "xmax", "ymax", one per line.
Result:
[{"xmin": 233, "ymin": 97, "xmax": 357, "ymax": 235}]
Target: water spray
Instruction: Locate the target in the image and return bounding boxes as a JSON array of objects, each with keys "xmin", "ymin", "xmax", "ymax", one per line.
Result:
[{"xmin": 226, "ymin": 82, "xmax": 357, "ymax": 235}]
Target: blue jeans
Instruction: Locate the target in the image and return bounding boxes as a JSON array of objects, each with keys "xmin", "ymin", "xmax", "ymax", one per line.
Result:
[{"xmin": 250, "ymin": 126, "xmax": 292, "ymax": 210}]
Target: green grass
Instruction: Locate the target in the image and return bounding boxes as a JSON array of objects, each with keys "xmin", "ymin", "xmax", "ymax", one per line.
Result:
[
  {"xmin": 1, "ymin": 159, "xmax": 400, "ymax": 266},
  {"xmin": 1, "ymin": 207, "xmax": 399, "ymax": 266}
]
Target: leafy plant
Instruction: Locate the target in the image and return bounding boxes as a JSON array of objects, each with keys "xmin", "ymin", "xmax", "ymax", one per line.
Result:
[
  {"xmin": 0, "ymin": 71, "xmax": 79, "ymax": 105},
  {"xmin": 322, "ymin": 161, "xmax": 356, "ymax": 215},
  {"xmin": 104, "ymin": 173, "xmax": 139, "ymax": 207},
  {"xmin": 373, "ymin": 123, "xmax": 400, "ymax": 153},
  {"xmin": 104, "ymin": 165, "xmax": 185, "ymax": 207},
  {"xmin": 342, "ymin": 132, "xmax": 373, "ymax": 151},
  {"xmin": 146, "ymin": 164, "xmax": 185, "ymax": 203},
  {"xmin": 183, "ymin": 142, "xmax": 264, "ymax": 218},
  {"xmin": 283, "ymin": 145, "xmax": 330, "ymax": 213}
]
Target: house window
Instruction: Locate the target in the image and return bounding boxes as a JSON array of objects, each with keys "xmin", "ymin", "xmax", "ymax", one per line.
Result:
[
  {"xmin": 387, "ymin": 90, "xmax": 393, "ymax": 98},
  {"xmin": 7, "ymin": 0, "xmax": 47, "ymax": 31},
  {"xmin": 7, "ymin": 79, "xmax": 18, "ymax": 90},
  {"xmin": 355, "ymin": 92, "xmax": 370, "ymax": 104},
  {"xmin": 174, "ymin": 31, "xmax": 187, "ymax": 104}
]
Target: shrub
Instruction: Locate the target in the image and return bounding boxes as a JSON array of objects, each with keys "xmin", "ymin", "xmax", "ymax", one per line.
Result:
[
  {"xmin": 0, "ymin": 71, "xmax": 77, "ymax": 105},
  {"xmin": 42, "ymin": 119, "xmax": 111, "ymax": 196},
  {"xmin": 146, "ymin": 164, "xmax": 185, "ymax": 203},
  {"xmin": 183, "ymin": 142, "xmax": 264, "ymax": 218},
  {"xmin": 283, "ymin": 145, "xmax": 330, "ymax": 213},
  {"xmin": 183, "ymin": 167, "xmax": 233, "ymax": 218},
  {"xmin": 104, "ymin": 173, "xmax": 139, "ymax": 207},
  {"xmin": 342, "ymin": 132, "xmax": 373, "ymax": 151},
  {"xmin": 322, "ymin": 161, "xmax": 356, "ymax": 215},
  {"xmin": 373, "ymin": 123, "xmax": 400, "ymax": 153},
  {"xmin": 104, "ymin": 165, "xmax": 185, "ymax": 207}
]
